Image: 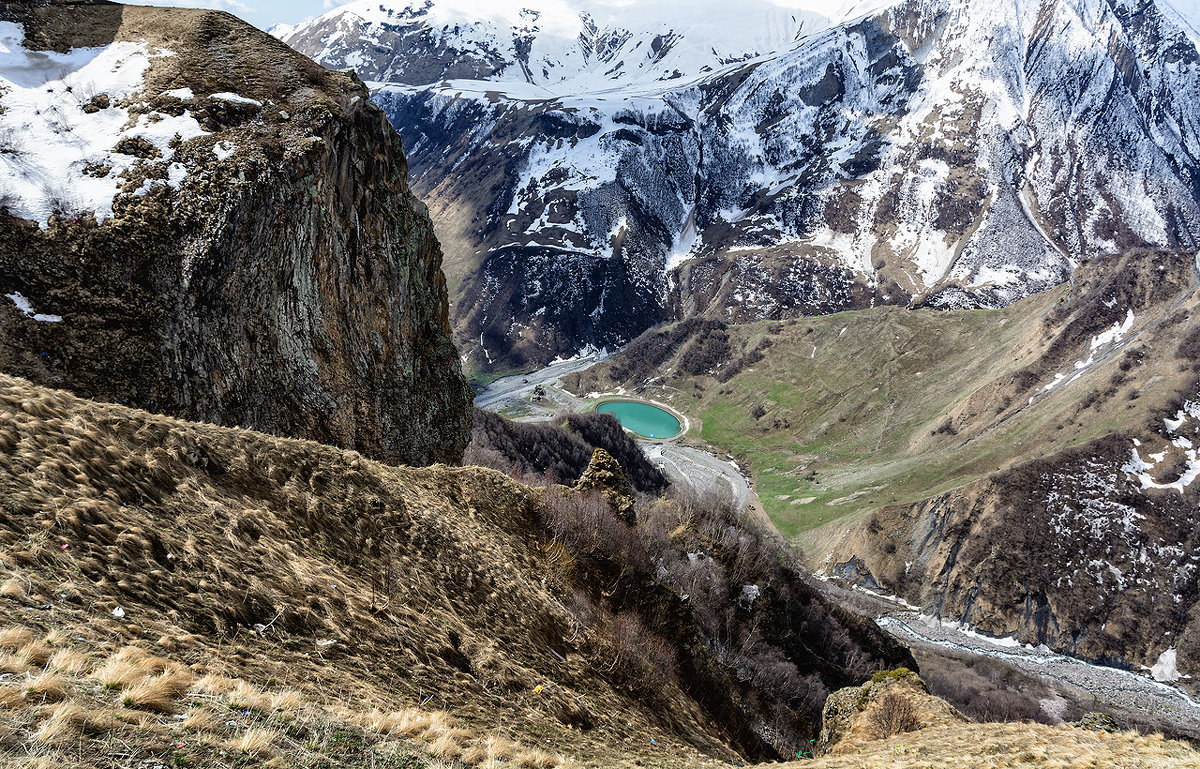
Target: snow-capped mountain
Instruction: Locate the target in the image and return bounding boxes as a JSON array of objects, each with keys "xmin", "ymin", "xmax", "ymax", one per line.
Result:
[
  {"xmin": 280, "ymin": 0, "xmax": 892, "ymax": 92},
  {"xmin": 281, "ymin": 0, "xmax": 1200, "ymax": 369}
]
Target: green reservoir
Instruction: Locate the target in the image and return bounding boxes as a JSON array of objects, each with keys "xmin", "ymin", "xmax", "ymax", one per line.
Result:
[{"xmin": 596, "ymin": 401, "xmax": 682, "ymax": 439}]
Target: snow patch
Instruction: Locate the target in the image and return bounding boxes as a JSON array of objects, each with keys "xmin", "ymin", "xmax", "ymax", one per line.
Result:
[
  {"xmin": 209, "ymin": 92, "xmax": 262, "ymax": 107},
  {"xmin": 0, "ymin": 21, "xmax": 207, "ymax": 228},
  {"xmin": 212, "ymin": 140, "xmax": 236, "ymax": 161},
  {"xmin": 1151, "ymin": 648, "xmax": 1182, "ymax": 683},
  {"xmin": 5, "ymin": 292, "xmax": 61, "ymax": 322}
]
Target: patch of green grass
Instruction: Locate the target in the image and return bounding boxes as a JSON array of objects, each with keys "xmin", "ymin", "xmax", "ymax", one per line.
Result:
[{"xmin": 625, "ymin": 290, "xmax": 1183, "ymax": 556}]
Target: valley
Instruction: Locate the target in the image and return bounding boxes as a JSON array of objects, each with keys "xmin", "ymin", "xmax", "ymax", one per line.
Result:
[
  {"xmin": 2, "ymin": 0, "xmax": 1200, "ymax": 766},
  {"xmin": 474, "ymin": 352, "xmax": 755, "ymax": 509},
  {"xmin": 475, "ymin": 250, "xmax": 1200, "ymax": 740}
]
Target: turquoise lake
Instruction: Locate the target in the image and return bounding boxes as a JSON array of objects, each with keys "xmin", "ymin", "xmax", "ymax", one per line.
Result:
[{"xmin": 596, "ymin": 401, "xmax": 682, "ymax": 439}]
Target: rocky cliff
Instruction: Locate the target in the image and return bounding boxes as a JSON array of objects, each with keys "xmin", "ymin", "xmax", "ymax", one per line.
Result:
[{"xmin": 0, "ymin": 1, "xmax": 472, "ymax": 465}]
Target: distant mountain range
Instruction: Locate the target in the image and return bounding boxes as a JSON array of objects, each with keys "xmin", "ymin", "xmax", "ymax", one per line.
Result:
[{"xmin": 280, "ymin": 0, "xmax": 1200, "ymax": 370}]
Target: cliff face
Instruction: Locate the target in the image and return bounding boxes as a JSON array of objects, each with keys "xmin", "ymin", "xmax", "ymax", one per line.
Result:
[
  {"xmin": 830, "ymin": 443, "xmax": 1200, "ymax": 673},
  {"xmin": 0, "ymin": 2, "xmax": 472, "ymax": 465}
]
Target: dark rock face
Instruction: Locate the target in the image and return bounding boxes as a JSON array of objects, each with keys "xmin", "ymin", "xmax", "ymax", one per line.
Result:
[
  {"xmin": 0, "ymin": 3, "xmax": 472, "ymax": 466},
  {"xmin": 833, "ymin": 440, "xmax": 1200, "ymax": 671},
  {"xmin": 574, "ymin": 447, "xmax": 636, "ymax": 521}
]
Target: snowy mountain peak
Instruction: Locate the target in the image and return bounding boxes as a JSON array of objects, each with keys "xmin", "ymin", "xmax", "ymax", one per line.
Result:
[{"xmin": 280, "ymin": 0, "xmax": 900, "ymax": 93}]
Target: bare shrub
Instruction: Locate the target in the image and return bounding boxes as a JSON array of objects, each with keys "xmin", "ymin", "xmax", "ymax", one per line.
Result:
[
  {"xmin": 867, "ymin": 692, "xmax": 921, "ymax": 739},
  {"xmin": 599, "ymin": 611, "xmax": 677, "ymax": 693}
]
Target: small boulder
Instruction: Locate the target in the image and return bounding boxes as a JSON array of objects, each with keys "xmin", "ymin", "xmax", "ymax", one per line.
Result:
[
  {"xmin": 1072, "ymin": 711, "xmax": 1121, "ymax": 732},
  {"xmin": 82, "ymin": 93, "xmax": 110, "ymax": 113},
  {"xmin": 113, "ymin": 136, "xmax": 161, "ymax": 159},
  {"xmin": 817, "ymin": 668, "xmax": 966, "ymax": 755}
]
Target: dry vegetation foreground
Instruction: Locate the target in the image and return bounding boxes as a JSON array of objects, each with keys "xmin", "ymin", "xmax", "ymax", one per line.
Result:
[
  {"xmin": 0, "ymin": 374, "xmax": 737, "ymax": 769},
  {"xmin": 0, "ymin": 374, "xmax": 1198, "ymax": 768}
]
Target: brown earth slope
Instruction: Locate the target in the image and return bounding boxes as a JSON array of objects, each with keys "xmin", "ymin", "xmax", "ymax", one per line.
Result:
[
  {"xmin": 0, "ymin": 1, "xmax": 472, "ymax": 466},
  {"xmin": 0, "ymin": 373, "xmax": 918, "ymax": 767}
]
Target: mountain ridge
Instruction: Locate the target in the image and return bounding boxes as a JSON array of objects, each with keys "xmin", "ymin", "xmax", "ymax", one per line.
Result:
[{"xmin": 282, "ymin": 0, "xmax": 1200, "ymax": 370}]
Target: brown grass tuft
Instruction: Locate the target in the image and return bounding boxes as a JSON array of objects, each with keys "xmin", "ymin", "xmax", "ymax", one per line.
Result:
[
  {"xmin": 47, "ymin": 648, "xmax": 92, "ymax": 675},
  {"xmin": 0, "ymin": 650, "xmax": 33, "ymax": 675},
  {"xmin": 120, "ymin": 669, "xmax": 193, "ymax": 712},
  {"xmin": 229, "ymin": 727, "xmax": 279, "ymax": 756},
  {"xmin": 427, "ymin": 730, "xmax": 466, "ymax": 760},
  {"xmin": 94, "ymin": 647, "xmax": 154, "ymax": 690},
  {"xmin": 22, "ymin": 673, "xmax": 70, "ymax": 704},
  {"xmin": 267, "ymin": 689, "xmax": 303, "ymax": 712},
  {"xmin": 178, "ymin": 706, "xmax": 217, "ymax": 731},
  {"xmin": 0, "ymin": 685, "xmax": 26, "ymax": 709},
  {"xmin": 0, "ymin": 578, "xmax": 24, "ymax": 601},
  {"xmin": 33, "ymin": 700, "xmax": 116, "ymax": 743},
  {"xmin": 20, "ymin": 643, "xmax": 53, "ymax": 668},
  {"xmin": 191, "ymin": 673, "xmax": 237, "ymax": 696},
  {"xmin": 513, "ymin": 748, "xmax": 564, "ymax": 769},
  {"xmin": 0, "ymin": 626, "xmax": 34, "ymax": 651}
]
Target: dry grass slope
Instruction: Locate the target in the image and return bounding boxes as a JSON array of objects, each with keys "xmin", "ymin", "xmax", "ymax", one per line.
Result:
[
  {"xmin": 793, "ymin": 722, "xmax": 1200, "ymax": 768},
  {"xmin": 0, "ymin": 375, "xmax": 1197, "ymax": 768},
  {"xmin": 0, "ymin": 374, "xmax": 745, "ymax": 768}
]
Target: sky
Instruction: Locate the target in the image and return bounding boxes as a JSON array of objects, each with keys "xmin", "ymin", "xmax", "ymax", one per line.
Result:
[
  {"xmin": 131, "ymin": 0, "xmax": 877, "ymax": 31},
  {"xmin": 132, "ymin": 0, "xmax": 330, "ymax": 28}
]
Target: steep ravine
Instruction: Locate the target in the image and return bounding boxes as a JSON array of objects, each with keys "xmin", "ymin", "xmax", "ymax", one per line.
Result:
[{"xmin": 0, "ymin": 2, "xmax": 472, "ymax": 466}]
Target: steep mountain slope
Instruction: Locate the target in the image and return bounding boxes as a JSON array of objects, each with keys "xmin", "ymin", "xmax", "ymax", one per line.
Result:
[
  {"xmin": 567, "ymin": 248, "xmax": 1200, "ymax": 676},
  {"xmin": 0, "ymin": 373, "xmax": 920, "ymax": 766},
  {"xmin": 0, "ymin": 1, "xmax": 472, "ymax": 465},
  {"xmin": 282, "ymin": 0, "xmax": 1200, "ymax": 370}
]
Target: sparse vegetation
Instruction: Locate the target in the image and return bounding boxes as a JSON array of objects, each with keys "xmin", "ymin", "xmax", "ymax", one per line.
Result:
[
  {"xmin": 534, "ymin": 482, "xmax": 912, "ymax": 758},
  {"xmin": 866, "ymin": 692, "xmax": 921, "ymax": 740},
  {"xmin": 466, "ymin": 407, "xmax": 667, "ymax": 492}
]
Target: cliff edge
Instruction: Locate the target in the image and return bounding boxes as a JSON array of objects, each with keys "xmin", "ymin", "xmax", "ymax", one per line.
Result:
[{"xmin": 0, "ymin": 0, "xmax": 472, "ymax": 465}]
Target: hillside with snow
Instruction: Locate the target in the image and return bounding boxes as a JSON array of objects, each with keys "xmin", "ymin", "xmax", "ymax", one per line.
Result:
[
  {"xmin": 281, "ymin": 0, "xmax": 1200, "ymax": 369},
  {"xmin": 0, "ymin": 21, "xmax": 208, "ymax": 227}
]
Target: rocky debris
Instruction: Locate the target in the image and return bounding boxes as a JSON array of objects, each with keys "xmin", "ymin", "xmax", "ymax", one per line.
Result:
[
  {"xmin": 0, "ymin": 2, "xmax": 473, "ymax": 466},
  {"xmin": 817, "ymin": 668, "xmax": 965, "ymax": 755},
  {"xmin": 112, "ymin": 136, "xmax": 160, "ymax": 159},
  {"xmin": 82, "ymin": 92, "xmax": 110, "ymax": 113},
  {"xmin": 1073, "ymin": 711, "xmax": 1122, "ymax": 732},
  {"xmin": 575, "ymin": 447, "xmax": 637, "ymax": 521}
]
